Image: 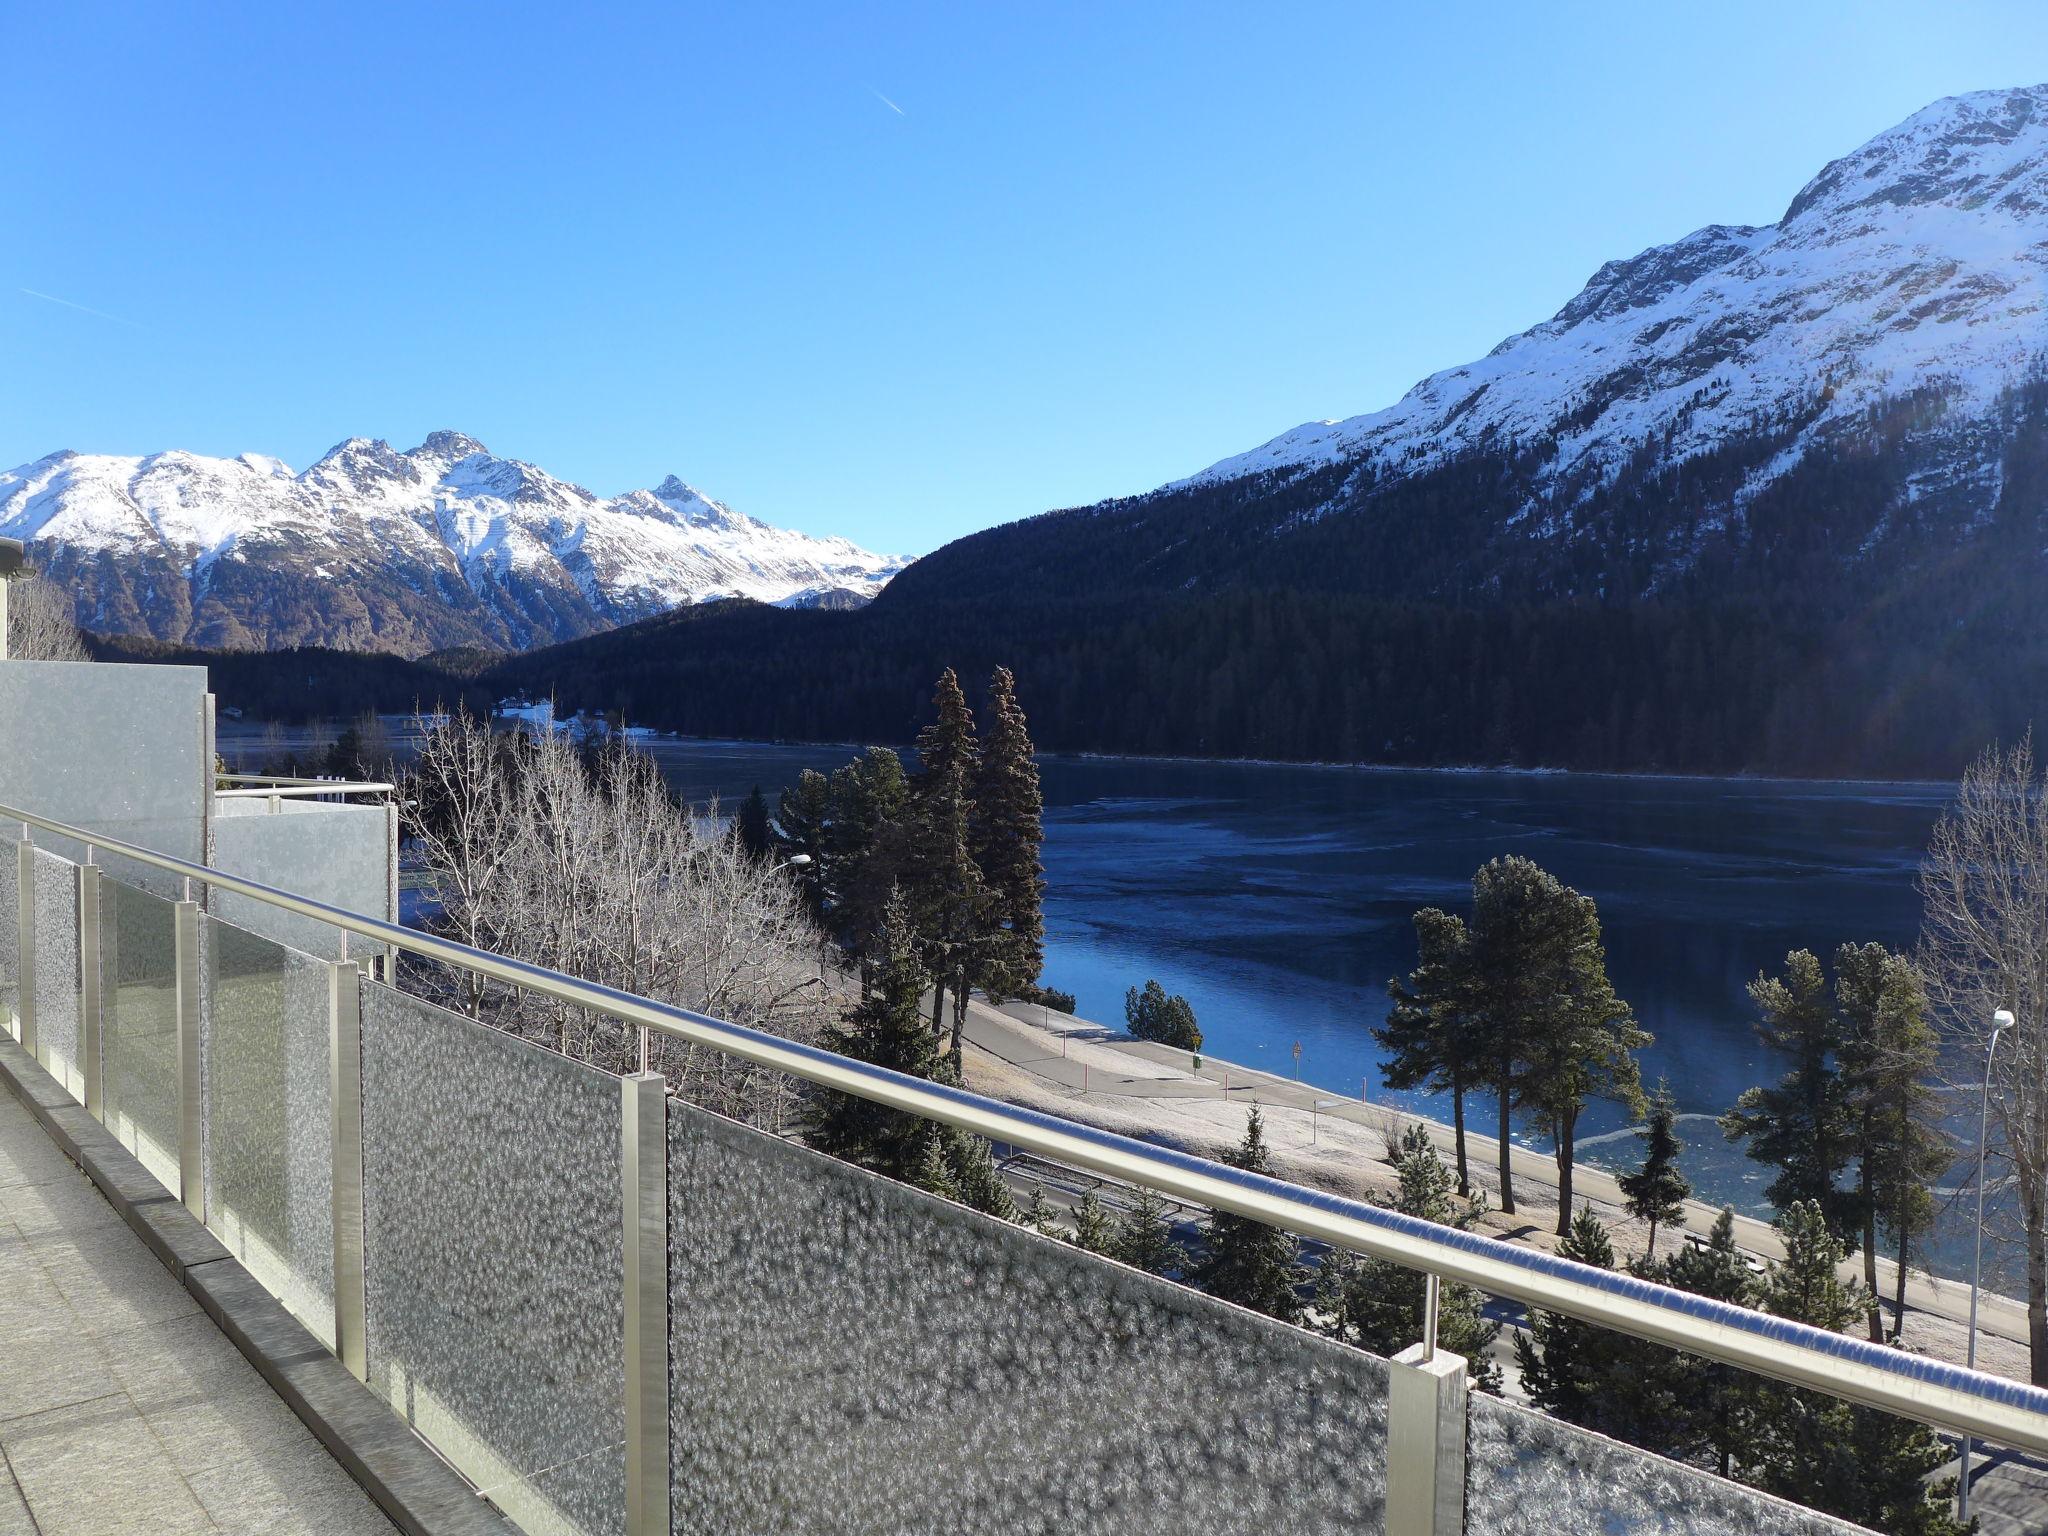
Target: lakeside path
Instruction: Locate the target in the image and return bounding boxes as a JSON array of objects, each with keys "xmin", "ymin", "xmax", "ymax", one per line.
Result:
[{"xmin": 954, "ymin": 993, "xmax": 2036, "ymax": 1384}]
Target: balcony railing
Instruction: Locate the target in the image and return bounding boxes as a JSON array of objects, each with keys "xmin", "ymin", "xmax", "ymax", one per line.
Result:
[{"xmin": 4, "ymin": 795, "xmax": 2043, "ymax": 1536}]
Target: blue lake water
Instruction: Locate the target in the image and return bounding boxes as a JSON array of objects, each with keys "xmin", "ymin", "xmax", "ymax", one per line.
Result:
[{"xmin": 221, "ymin": 725, "xmax": 1996, "ymax": 1278}]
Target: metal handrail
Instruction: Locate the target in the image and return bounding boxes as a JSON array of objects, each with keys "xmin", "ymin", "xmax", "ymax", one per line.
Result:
[
  {"xmin": 216, "ymin": 774, "xmax": 395, "ymax": 800},
  {"xmin": 10, "ymin": 796, "xmax": 2048, "ymax": 1453}
]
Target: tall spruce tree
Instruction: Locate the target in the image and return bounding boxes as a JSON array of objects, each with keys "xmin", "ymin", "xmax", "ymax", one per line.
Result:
[
  {"xmin": 735, "ymin": 784, "xmax": 773, "ymax": 861},
  {"xmin": 1619, "ymin": 1080, "xmax": 1690, "ymax": 1257},
  {"xmin": 1721, "ymin": 950, "xmax": 1855, "ymax": 1237},
  {"xmin": 1197, "ymin": 1106, "xmax": 1305, "ymax": 1321},
  {"xmin": 774, "ymin": 769, "xmax": 833, "ymax": 923},
  {"xmin": 970, "ymin": 666, "xmax": 1046, "ymax": 1002},
  {"xmin": 1321, "ymin": 1125, "xmax": 1502, "ymax": 1388},
  {"xmin": 809, "ymin": 888, "xmax": 940, "ymax": 1177},
  {"xmin": 826, "ymin": 747, "xmax": 910, "ymax": 960},
  {"xmin": 906, "ymin": 669, "xmax": 986, "ymax": 1061},
  {"xmin": 1376, "ymin": 907, "xmax": 1480, "ymax": 1195}
]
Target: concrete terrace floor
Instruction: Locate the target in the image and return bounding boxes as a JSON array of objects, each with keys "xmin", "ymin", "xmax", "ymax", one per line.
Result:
[{"xmin": 0, "ymin": 1089, "xmax": 394, "ymax": 1536}]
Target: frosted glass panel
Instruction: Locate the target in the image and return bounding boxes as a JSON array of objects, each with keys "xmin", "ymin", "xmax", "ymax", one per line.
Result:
[
  {"xmin": 666, "ymin": 1106, "xmax": 1390, "ymax": 1535},
  {"xmin": 201, "ymin": 915, "xmax": 335, "ymax": 1347},
  {"xmin": 31, "ymin": 848, "xmax": 80, "ymax": 1097},
  {"xmin": 360, "ymin": 982, "xmax": 625, "ymax": 1536},
  {"xmin": 104, "ymin": 880, "xmax": 182, "ymax": 1191},
  {"xmin": 0, "ymin": 844, "xmax": 17, "ymax": 1037},
  {"xmin": 1465, "ymin": 1395, "xmax": 1871, "ymax": 1535}
]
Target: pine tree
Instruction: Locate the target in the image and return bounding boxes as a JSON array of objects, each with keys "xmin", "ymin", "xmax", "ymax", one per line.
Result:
[
  {"xmin": 1020, "ymin": 1185, "xmax": 1053, "ymax": 1234},
  {"xmin": 1618, "ymin": 1080, "xmax": 1690, "ymax": 1257},
  {"xmin": 1517, "ymin": 1205, "xmax": 1640, "ymax": 1429},
  {"xmin": 1468, "ymin": 857, "xmax": 1647, "ymax": 1231},
  {"xmin": 1746, "ymin": 1201, "xmax": 1965, "ymax": 1535},
  {"xmin": 774, "ymin": 768, "xmax": 833, "ymax": 922},
  {"xmin": 1647, "ymin": 1208, "xmax": 1759, "ymax": 1476},
  {"xmin": 1124, "ymin": 979, "xmax": 1202, "ymax": 1050},
  {"xmin": 1721, "ymin": 950, "xmax": 1855, "ymax": 1235},
  {"xmin": 1197, "ymin": 1106, "xmax": 1305, "ymax": 1322},
  {"xmin": 912, "ymin": 1131, "xmax": 956, "ymax": 1199},
  {"xmin": 1376, "ymin": 907, "xmax": 1480, "ymax": 1194},
  {"xmin": 1071, "ymin": 1187, "xmax": 1114, "ymax": 1253},
  {"xmin": 905, "ymin": 670, "xmax": 986, "ymax": 1061},
  {"xmin": 1322, "ymin": 1126, "xmax": 1502, "ymax": 1389},
  {"xmin": 809, "ymin": 888, "xmax": 940, "ymax": 1177},
  {"xmin": 946, "ymin": 1130, "xmax": 1017, "ymax": 1221},
  {"xmin": 970, "ymin": 666, "xmax": 1046, "ymax": 1002},
  {"xmin": 1834, "ymin": 943, "xmax": 1951, "ymax": 1343},
  {"xmin": 735, "ymin": 784, "xmax": 773, "ymax": 861},
  {"xmin": 1114, "ymin": 1187, "xmax": 1187, "ymax": 1277}
]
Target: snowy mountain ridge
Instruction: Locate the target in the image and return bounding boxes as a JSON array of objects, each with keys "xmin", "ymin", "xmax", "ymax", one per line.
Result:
[
  {"xmin": 1179, "ymin": 84, "xmax": 2048, "ymax": 535},
  {"xmin": 0, "ymin": 433, "xmax": 910, "ymax": 654}
]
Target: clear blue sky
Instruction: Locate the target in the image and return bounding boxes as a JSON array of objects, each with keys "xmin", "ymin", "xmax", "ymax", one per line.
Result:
[{"xmin": 6, "ymin": 2, "xmax": 2047, "ymax": 555}]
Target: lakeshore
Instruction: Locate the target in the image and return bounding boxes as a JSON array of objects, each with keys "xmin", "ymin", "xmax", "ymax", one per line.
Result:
[{"xmin": 954, "ymin": 991, "xmax": 2035, "ymax": 1386}]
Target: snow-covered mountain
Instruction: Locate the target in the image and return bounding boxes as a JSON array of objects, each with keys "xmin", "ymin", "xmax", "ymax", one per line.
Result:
[
  {"xmin": 1166, "ymin": 82, "xmax": 2048, "ymax": 560},
  {"xmin": 0, "ymin": 431, "xmax": 909, "ymax": 654}
]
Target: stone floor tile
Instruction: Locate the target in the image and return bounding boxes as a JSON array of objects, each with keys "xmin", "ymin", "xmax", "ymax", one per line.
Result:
[{"xmin": 0, "ymin": 1393, "xmax": 216, "ymax": 1536}]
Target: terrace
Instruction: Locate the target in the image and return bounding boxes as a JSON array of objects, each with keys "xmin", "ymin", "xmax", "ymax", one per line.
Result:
[{"xmin": 3, "ymin": 655, "xmax": 2046, "ymax": 1536}]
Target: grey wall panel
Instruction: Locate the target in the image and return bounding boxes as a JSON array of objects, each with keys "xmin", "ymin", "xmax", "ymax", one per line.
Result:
[
  {"xmin": 31, "ymin": 848, "xmax": 80, "ymax": 1097},
  {"xmin": 200, "ymin": 914, "xmax": 335, "ymax": 1345},
  {"xmin": 1465, "ymin": 1395, "xmax": 1874, "ymax": 1536},
  {"xmin": 665, "ymin": 1105, "xmax": 1391, "ymax": 1536},
  {"xmin": 211, "ymin": 800, "xmax": 393, "ymax": 959},
  {"xmin": 360, "ymin": 983, "xmax": 625, "ymax": 1536},
  {"xmin": 0, "ymin": 659, "xmax": 209, "ymax": 897}
]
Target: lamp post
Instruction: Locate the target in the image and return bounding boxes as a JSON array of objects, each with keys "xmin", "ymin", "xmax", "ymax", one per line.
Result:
[
  {"xmin": 1960, "ymin": 1006, "xmax": 2014, "ymax": 1524},
  {"xmin": 0, "ymin": 537, "xmax": 26, "ymax": 660}
]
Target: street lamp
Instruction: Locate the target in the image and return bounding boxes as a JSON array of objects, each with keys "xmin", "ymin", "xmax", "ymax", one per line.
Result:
[
  {"xmin": 0, "ymin": 537, "xmax": 25, "ymax": 662},
  {"xmin": 1960, "ymin": 1006, "xmax": 2014, "ymax": 1524}
]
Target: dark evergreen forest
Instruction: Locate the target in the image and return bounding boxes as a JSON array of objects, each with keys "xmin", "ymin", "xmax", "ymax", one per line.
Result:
[{"xmin": 89, "ymin": 374, "xmax": 2048, "ymax": 780}]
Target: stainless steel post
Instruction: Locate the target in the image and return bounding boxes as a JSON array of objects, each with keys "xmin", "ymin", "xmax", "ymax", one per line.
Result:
[
  {"xmin": 1961, "ymin": 1012, "xmax": 2011, "ymax": 1524},
  {"xmin": 1387, "ymin": 1339, "xmax": 1467, "ymax": 1536},
  {"xmin": 174, "ymin": 893, "xmax": 203, "ymax": 1218},
  {"xmin": 329, "ymin": 959, "xmax": 367, "ymax": 1379},
  {"xmin": 622, "ymin": 1071, "xmax": 670, "ymax": 1536},
  {"xmin": 78, "ymin": 859, "xmax": 103, "ymax": 1117},
  {"xmin": 16, "ymin": 835, "xmax": 36, "ymax": 1055}
]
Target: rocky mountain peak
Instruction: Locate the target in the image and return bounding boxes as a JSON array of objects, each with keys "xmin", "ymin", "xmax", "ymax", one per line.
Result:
[
  {"xmin": 409, "ymin": 429, "xmax": 491, "ymax": 464},
  {"xmin": 1781, "ymin": 83, "xmax": 2048, "ymax": 227}
]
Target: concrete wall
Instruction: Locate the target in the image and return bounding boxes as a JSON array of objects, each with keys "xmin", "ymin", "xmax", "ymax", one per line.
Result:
[
  {"xmin": 211, "ymin": 799, "xmax": 396, "ymax": 960},
  {"xmin": 0, "ymin": 659, "xmax": 211, "ymax": 897}
]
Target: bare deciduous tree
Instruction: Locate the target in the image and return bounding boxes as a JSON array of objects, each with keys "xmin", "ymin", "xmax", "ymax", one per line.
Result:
[
  {"xmin": 1919, "ymin": 733, "xmax": 2048, "ymax": 1385},
  {"xmin": 401, "ymin": 714, "xmax": 832, "ymax": 1131},
  {"xmin": 5, "ymin": 573, "xmax": 89, "ymax": 663}
]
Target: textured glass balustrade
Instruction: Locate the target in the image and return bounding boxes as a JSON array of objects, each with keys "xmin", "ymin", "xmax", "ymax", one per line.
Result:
[
  {"xmin": 665, "ymin": 1104, "xmax": 1392, "ymax": 1535},
  {"xmin": 201, "ymin": 914, "xmax": 336, "ymax": 1344},
  {"xmin": 103, "ymin": 879, "xmax": 182, "ymax": 1190},
  {"xmin": 0, "ymin": 843, "xmax": 17, "ymax": 1036},
  {"xmin": 0, "ymin": 838, "xmax": 1927, "ymax": 1536},
  {"xmin": 1466, "ymin": 1394, "xmax": 1866, "ymax": 1535},
  {"xmin": 360, "ymin": 982, "xmax": 626, "ymax": 1536},
  {"xmin": 30, "ymin": 847, "xmax": 81, "ymax": 1095}
]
